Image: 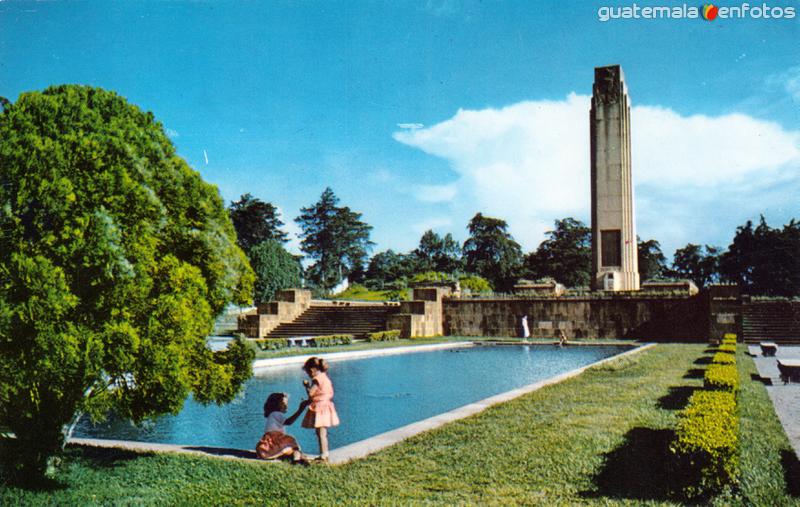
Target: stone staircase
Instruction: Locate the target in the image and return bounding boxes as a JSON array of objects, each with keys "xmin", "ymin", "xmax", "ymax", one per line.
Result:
[
  {"xmin": 265, "ymin": 303, "xmax": 396, "ymax": 339},
  {"xmin": 742, "ymin": 301, "xmax": 800, "ymax": 344}
]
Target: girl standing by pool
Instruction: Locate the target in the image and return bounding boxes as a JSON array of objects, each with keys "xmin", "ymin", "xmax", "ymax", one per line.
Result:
[
  {"xmin": 255, "ymin": 392, "xmax": 308, "ymax": 464},
  {"xmin": 301, "ymin": 356, "xmax": 339, "ymax": 463}
]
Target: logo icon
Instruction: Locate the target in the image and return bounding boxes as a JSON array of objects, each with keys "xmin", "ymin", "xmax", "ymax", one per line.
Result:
[{"xmin": 703, "ymin": 4, "xmax": 719, "ymax": 20}]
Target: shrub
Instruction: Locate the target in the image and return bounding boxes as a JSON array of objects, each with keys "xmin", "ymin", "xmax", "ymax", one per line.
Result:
[
  {"xmin": 254, "ymin": 338, "xmax": 289, "ymax": 351},
  {"xmin": 671, "ymin": 390, "xmax": 739, "ymax": 498},
  {"xmin": 458, "ymin": 274, "xmax": 493, "ymax": 293},
  {"xmin": 711, "ymin": 352, "xmax": 736, "ymax": 365},
  {"xmin": 723, "ymin": 333, "xmax": 737, "ymax": 342},
  {"xmin": 704, "ymin": 363, "xmax": 739, "ymax": 392},
  {"xmin": 311, "ymin": 334, "xmax": 354, "ymax": 347},
  {"xmin": 718, "ymin": 343, "xmax": 736, "ymax": 354},
  {"xmin": 367, "ymin": 330, "xmax": 401, "ymax": 342}
]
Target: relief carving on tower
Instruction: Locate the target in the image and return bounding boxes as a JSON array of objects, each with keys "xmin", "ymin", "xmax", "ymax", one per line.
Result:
[{"xmin": 593, "ymin": 66, "xmax": 622, "ymax": 105}]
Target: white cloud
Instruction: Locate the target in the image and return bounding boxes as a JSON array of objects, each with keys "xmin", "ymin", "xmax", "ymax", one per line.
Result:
[
  {"xmin": 415, "ymin": 183, "xmax": 458, "ymax": 202},
  {"xmin": 412, "ymin": 217, "xmax": 453, "ymax": 235},
  {"xmin": 165, "ymin": 128, "xmax": 179, "ymax": 138},
  {"xmin": 394, "ymin": 95, "xmax": 800, "ymax": 252}
]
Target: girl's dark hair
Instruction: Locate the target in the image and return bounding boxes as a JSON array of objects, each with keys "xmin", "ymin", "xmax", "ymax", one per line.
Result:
[
  {"xmin": 263, "ymin": 392, "xmax": 287, "ymax": 418},
  {"xmin": 303, "ymin": 356, "xmax": 329, "ymax": 373}
]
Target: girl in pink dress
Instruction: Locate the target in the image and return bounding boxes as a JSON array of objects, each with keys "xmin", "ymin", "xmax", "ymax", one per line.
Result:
[
  {"xmin": 301, "ymin": 356, "xmax": 339, "ymax": 462},
  {"xmin": 255, "ymin": 392, "xmax": 309, "ymax": 464}
]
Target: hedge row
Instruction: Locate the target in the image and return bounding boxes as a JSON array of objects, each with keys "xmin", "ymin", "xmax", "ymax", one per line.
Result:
[
  {"xmin": 672, "ymin": 333, "xmax": 740, "ymax": 498},
  {"xmin": 252, "ymin": 334, "xmax": 354, "ymax": 351},
  {"xmin": 672, "ymin": 390, "xmax": 739, "ymax": 497},
  {"xmin": 711, "ymin": 352, "xmax": 735, "ymax": 365},
  {"xmin": 704, "ymin": 363, "xmax": 739, "ymax": 391},
  {"xmin": 312, "ymin": 334, "xmax": 354, "ymax": 347},
  {"xmin": 367, "ymin": 330, "xmax": 401, "ymax": 342}
]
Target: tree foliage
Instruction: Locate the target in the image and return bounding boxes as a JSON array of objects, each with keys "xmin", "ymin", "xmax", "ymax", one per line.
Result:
[
  {"xmin": 249, "ymin": 240, "xmax": 302, "ymax": 303},
  {"xmin": 463, "ymin": 213, "xmax": 522, "ymax": 291},
  {"xmin": 413, "ymin": 230, "xmax": 463, "ymax": 274},
  {"xmin": 0, "ymin": 86, "xmax": 255, "ymax": 481},
  {"xmin": 719, "ymin": 216, "xmax": 800, "ymax": 296},
  {"xmin": 638, "ymin": 238, "xmax": 668, "ymax": 282},
  {"xmin": 524, "ymin": 218, "xmax": 591, "ymax": 288},
  {"xmin": 295, "ymin": 188, "xmax": 373, "ymax": 291},
  {"xmin": 228, "ymin": 194, "xmax": 288, "ymax": 254},
  {"xmin": 671, "ymin": 244, "xmax": 721, "ymax": 289}
]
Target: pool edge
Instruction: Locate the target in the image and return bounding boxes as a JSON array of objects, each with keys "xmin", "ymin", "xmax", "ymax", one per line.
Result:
[{"xmin": 68, "ymin": 342, "xmax": 655, "ymax": 465}]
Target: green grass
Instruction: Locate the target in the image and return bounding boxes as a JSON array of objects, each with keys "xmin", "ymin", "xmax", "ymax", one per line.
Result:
[
  {"xmin": 329, "ymin": 284, "xmax": 411, "ymax": 301},
  {"xmin": 2, "ymin": 344, "xmax": 799, "ymax": 505}
]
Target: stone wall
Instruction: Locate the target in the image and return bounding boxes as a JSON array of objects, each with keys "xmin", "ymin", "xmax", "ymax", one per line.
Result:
[
  {"xmin": 443, "ymin": 294, "xmax": 708, "ymax": 341},
  {"xmin": 238, "ymin": 289, "xmax": 312, "ymax": 338}
]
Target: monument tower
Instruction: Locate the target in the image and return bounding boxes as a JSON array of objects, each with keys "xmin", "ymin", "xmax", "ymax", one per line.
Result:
[{"xmin": 590, "ymin": 65, "xmax": 640, "ymax": 291}]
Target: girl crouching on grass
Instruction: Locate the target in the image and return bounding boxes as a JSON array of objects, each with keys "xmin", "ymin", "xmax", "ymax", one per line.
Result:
[
  {"xmin": 302, "ymin": 357, "xmax": 339, "ymax": 463},
  {"xmin": 255, "ymin": 392, "xmax": 309, "ymax": 464}
]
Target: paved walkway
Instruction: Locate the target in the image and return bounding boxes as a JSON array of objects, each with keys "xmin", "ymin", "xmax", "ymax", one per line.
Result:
[{"xmin": 749, "ymin": 345, "xmax": 800, "ymax": 458}]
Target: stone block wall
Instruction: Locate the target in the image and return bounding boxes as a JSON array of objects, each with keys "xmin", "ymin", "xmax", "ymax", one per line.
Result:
[
  {"xmin": 239, "ymin": 289, "xmax": 312, "ymax": 338},
  {"xmin": 443, "ymin": 295, "xmax": 708, "ymax": 341}
]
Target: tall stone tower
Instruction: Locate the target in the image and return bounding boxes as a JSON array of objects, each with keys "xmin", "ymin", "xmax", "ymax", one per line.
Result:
[{"xmin": 590, "ymin": 65, "xmax": 640, "ymax": 291}]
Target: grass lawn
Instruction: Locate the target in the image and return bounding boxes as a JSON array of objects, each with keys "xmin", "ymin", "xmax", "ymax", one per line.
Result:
[{"xmin": 2, "ymin": 343, "xmax": 799, "ymax": 505}]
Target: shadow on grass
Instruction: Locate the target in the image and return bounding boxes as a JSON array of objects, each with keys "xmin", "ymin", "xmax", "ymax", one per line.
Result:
[
  {"xmin": 751, "ymin": 373, "xmax": 773, "ymax": 386},
  {"xmin": 66, "ymin": 444, "xmax": 148, "ymax": 471},
  {"xmin": 184, "ymin": 446, "xmax": 259, "ymax": 460},
  {"xmin": 782, "ymin": 450, "xmax": 800, "ymax": 497},
  {"xmin": 683, "ymin": 368, "xmax": 705, "ymax": 379},
  {"xmin": 693, "ymin": 356, "xmax": 712, "ymax": 365},
  {"xmin": 583, "ymin": 427, "xmax": 680, "ymax": 502},
  {"xmin": 657, "ymin": 386, "xmax": 700, "ymax": 410}
]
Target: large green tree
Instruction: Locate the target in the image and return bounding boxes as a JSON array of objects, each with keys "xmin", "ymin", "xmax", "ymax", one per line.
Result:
[
  {"xmin": 249, "ymin": 240, "xmax": 302, "ymax": 303},
  {"xmin": 524, "ymin": 218, "xmax": 591, "ymax": 288},
  {"xmin": 637, "ymin": 238, "xmax": 668, "ymax": 282},
  {"xmin": 0, "ymin": 86, "xmax": 255, "ymax": 481},
  {"xmin": 463, "ymin": 213, "xmax": 523, "ymax": 291},
  {"xmin": 295, "ymin": 187, "xmax": 373, "ymax": 291},
  {"xmin": 228, "ymin": 194, "xmax": 288, "ymax": 254},
  {"xmin": 671, "ymin": 243, "xmax": 721, "ymax": 289},
  {"xmin": 719, "ymin": 217, "xmax": 800, "ymax": 296},
  {"xmin": 413, "ymin": 230, "xmax": 463, "ymax": 274}
]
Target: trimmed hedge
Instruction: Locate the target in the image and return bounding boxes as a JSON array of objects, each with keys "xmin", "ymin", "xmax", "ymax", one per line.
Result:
[
  {"xmin": 718, "ymin": 343, "xmax": 736, "ymax": 354},
  {"xmin": 311, "ymin": 334, "xmax": 353, "ymax": 347},
  {"xmin": 704, "ymin": 363, "xmax": 739, "ymax": 392},
  {"xmin": 723, "ymin": 333, "xmax": 737, "ymax": 342},
  {"xmin": 253, "ymin": 338, "xmax": 290, "ymax": 351},
  {"xmin": 671, "ymin": 390, "xmax": 739, "ymax": 498},
  {"xmin": 711, "ymin": 351, "xmax": 736, "ymax": 365},
  {"xmin": 367, "ymin": 330, "xmax": 401, "ymax": 342}
]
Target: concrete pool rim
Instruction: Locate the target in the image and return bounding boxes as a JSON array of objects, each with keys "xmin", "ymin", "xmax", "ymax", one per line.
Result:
[{"xmin": 68, "ymin": 341, "xmax": 655, "ymax": 464}]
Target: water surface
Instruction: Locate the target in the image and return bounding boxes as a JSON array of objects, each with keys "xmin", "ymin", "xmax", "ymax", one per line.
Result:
[{"xmin": 75, "ymin": 344, "xmax": 629, "ymax": 452}]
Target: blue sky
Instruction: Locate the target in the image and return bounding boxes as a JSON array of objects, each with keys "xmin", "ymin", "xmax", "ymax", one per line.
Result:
[{"xmin": 1, "ymin": 0, "xmax": 798, "ymax": 260}]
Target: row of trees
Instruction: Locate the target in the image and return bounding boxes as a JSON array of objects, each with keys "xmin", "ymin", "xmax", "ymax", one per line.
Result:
[{"xmin": 231, "ymin": 190, "xmax": 800, "ymax": 298}]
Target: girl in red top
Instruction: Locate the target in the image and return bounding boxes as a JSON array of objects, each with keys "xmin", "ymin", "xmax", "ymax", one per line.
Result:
[{"xmin": 301, "ymin": 356, "xmax": 340, "ymax": 462}]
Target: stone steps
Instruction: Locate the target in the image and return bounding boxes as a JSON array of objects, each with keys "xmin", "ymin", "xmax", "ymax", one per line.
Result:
[
  {"xmin": 265, "ymin": 305, "xmax": 393, "ymax": 338},
  {"xmin": 742, "ymin": 301, "xmax": 800, "ymax": 344}
]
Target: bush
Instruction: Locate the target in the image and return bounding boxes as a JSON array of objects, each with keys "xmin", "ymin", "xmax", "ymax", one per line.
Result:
[
  {"xmin": 704, "ymin": 363, "xmax": 739, "ymax": 392},
  {"xmin": 671, "ymin": 390, "xmax": 739, "ymax": 498},
  {"xmin": 254, "ymin": 338, "xmax": 289, "ymax": 351},
  {"xmin": 711, "ymin": 352, "xmax": 736, "ymax": 365},
  {"xmin": 458, "ymin": 275, "xmax": 493, "ymax": 293},
  {"xmin": 718, "ymin": 343, "xmax": 736, "ymax": 354},
  {"xmin": 367, "ymin": 330, "xmax": 401, "ymax": 342},
  {"xmin": 723, "ymin": 333, "xmax": 737, "ymax": 342},
  {"xmin": 311, "ymin": 334, "xmax": 353, "ymax": 347}
]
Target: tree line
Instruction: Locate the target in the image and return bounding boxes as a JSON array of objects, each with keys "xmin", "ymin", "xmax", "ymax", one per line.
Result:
[{"xmin": 231, "ymin": 191, "xmax": 800, "ymax": 299}]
